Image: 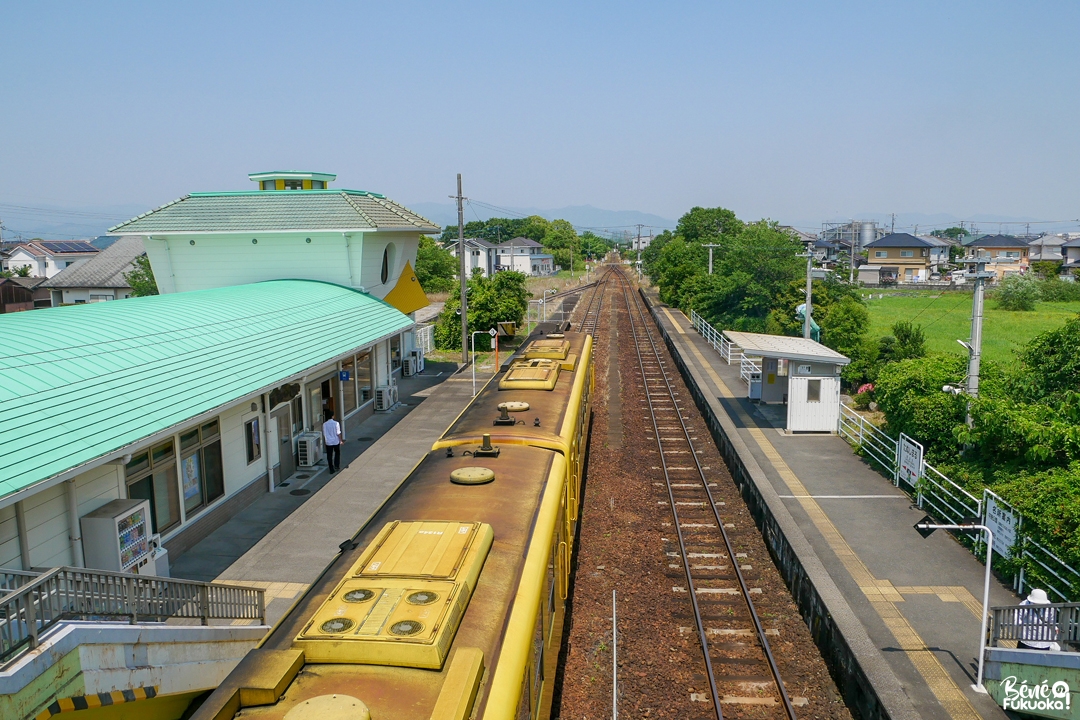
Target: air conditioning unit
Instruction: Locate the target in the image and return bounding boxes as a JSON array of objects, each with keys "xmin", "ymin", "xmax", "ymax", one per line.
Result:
[
  {"xmin": 297, "ymin": 432, "xmax": 324, "ymax": 467},
  {"xmin": 375, "ymin": 385, "xmax": 398, "ymax": 411},
  {"xmin": 410, "ymin": 348, "xmax": 425, "ymax": 373},
  {"xmin": 402, "ymin": 356, "xmax": 416, "ymax": 377}
]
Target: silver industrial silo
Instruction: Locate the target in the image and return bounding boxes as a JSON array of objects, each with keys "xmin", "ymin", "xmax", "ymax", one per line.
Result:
[{"xmin": 859, "ymin": 221, "xmax": 877, "ymax": 250}]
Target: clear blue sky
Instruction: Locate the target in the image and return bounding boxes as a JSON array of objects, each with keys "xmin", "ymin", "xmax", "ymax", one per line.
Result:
[{"xmin": 2, "ymin": 1, "xmax": 1077, "ymax": 229}]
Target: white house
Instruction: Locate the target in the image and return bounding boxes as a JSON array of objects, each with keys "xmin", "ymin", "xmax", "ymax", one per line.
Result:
[
  {"xmin": 4, "ymin": 240, "xmax": 99, "ymax": 278},
  {"xmin": 446, "ymin": 237, "xmax": 498, "ymax": 277},
  {"xmin": 40, "ymin": 235, "xmax": 144, "ymax": 306},
  {"xmin": 495, "ymin": 236, "xmax": 554, "ymax": 275}
]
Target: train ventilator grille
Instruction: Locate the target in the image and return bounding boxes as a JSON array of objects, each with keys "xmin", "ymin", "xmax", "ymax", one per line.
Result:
[
  {"xmin": 296, "ymin": 521, "xmax": 493, "ymax": 669},
  {"xmin": 521, "ymin": 338, "xmax": 570, "ymax": 360},
  {"xmin": 499, "ymin": 358, "xmax": 561, "ymax": 390}
]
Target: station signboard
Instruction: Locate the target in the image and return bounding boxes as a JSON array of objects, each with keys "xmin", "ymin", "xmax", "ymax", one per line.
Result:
[
  {"xmin": 898, "ymin": 434, "xmax": 923, "ymax": 488},
  {"xmin": 984, "ymin": 493, "xmax": 1018, "ymax": 559}
]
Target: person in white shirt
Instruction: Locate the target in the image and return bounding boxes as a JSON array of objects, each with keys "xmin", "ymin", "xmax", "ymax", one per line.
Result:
[
  {"xmin": 1017, "ymin": 588, "xmax": 1060, "ymax": 651},
  {"xmin": 322, "ymin": 410, "xmax": 344, "ymax": 473}
]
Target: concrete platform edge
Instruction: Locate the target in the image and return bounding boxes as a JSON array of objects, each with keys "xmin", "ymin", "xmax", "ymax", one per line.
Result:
[{"xmin": 641, "ymin": 289, "xmax": 919, "ymax": 720}]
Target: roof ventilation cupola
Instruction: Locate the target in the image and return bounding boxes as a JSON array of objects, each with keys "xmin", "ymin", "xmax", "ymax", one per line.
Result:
[{"xmin": 248, "ymin": 171, "xmax": 337, "ymax": 191}]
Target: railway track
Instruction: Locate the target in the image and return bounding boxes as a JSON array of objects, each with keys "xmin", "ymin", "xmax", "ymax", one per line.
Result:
[
  {"xmin": 575, "ymin": 266, "xmax": 611, "ymax": 334},
  {"xmin": 614, "ymin": 266, "xmax": 798, "ymax": 720}
]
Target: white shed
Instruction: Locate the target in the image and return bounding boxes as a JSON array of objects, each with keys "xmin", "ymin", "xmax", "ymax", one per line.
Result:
[{"xmin": 723, "ymin": 331, "xmax": 850, "ymax": 433}]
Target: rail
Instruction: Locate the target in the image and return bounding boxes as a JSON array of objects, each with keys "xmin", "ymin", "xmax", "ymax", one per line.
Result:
[
  {"xmin": 739, "ymin": 355, "xmax": 761, "ymax": 385},
  {"xmin": 990, "ymin": 602, "xmax": 1080, "ymax": 651},
  {"xmin": 0, "ymin": 566, "xmax": 265, "ymax": 662},
  {"xmin": 689, "ymin": 309, "xmax": 739, "ymax": 364},
  {"xmin": 0, "ymin": 569, "xmax": 39, "ymax": 594},
  {"xmin": 414, "ymin": 324, "xmax": 435, "ymax": 354}
]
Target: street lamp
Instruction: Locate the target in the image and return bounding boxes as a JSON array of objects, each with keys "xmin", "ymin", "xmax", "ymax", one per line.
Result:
[
  {"xmin": 914, "ymin": 517, "xmax": 994, "ymax": 693},
  {"xmin": 543, "ymin": 288, "xmax": 557, "ymax": 321}
]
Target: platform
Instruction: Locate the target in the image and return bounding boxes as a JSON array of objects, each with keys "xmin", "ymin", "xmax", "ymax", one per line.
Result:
[
  {"xmin": 169, "ymin": 363, "xmax": 480, "ymax": 625},
  {"xmin": 647, "ymin": 295, "xmax": 1013, "ymax": 720}
]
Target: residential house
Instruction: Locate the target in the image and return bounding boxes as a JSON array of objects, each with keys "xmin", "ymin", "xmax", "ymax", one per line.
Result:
[
  {"xmin": 0, "ymin": 171, "xmax": 440, "ymax": 579},
  {"xmin": 0, "ymin": 277, "xmax": 35, "ymax": 313},
  {"xmin": 965, "ymin": 234, "xmax": 1029, "ymax": 279},
  {"xmin": 1027, "ymin": 234, "xmax": 1067, "ymax": 263},
  {"xmin": 41, "ymin": 235, "xmax": 144, "ymax": 306},
  {"xmin": 495, "ymin": 236, "xmax": 555, "ymax": 275},
  {"xmin": 446, "ymin": 237, "xmax": 498, "ymax": 277},
  {"xmin": 1061, "ymin": 237, "xmax": 1080, "ymax": 280},
  {"xmin": 862, "ymin": 233, "xmax": 944, "ymax": 282},
  {"xmin": 4, "ymin": 240, "xmax": 99, "ymax": 278}
]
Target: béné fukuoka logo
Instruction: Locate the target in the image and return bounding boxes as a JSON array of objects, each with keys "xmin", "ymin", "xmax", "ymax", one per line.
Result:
[{"xmin": 1001, "ymin": 676, "xmax": 1071, "ymax": 713}]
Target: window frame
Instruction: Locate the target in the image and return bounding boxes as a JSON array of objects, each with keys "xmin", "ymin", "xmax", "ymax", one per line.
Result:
[
  {"xmin": 245, "ymin": 417, "xmax": 262, "ymax": 464},
  {"xmin": 124, "ymin": 440, "xmax": 180, "ymax": 534}
]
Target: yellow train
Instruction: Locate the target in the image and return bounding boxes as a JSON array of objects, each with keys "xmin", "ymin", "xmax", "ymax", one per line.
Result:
[{"xmin": 190, "ymin": 328, "xmax": 594, "ymax": 720}]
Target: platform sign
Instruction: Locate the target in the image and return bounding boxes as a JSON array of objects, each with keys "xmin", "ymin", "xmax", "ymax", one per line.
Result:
[
  {"xmin": 898, "ymin": 433, "xmax": 923, "ymax": 488},
  {"xmin": 984, "ymin": 493, "xmax": 1018, "ymax": 559},
  {"xmin": 339, "ymin": 370, "xmax": 350, "ymax": 381}
]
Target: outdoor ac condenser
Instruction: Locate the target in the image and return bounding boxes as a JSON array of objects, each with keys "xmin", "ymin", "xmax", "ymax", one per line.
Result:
[
  {"xmin": 375, "ymin": 385, "xmax": 397, "ymax": 411},
  {"xmin": 298, "ymin": 432, "xmax": 324, "ymax": 467},
  {"xmin": 402, "ymin": 357, "xmax": 415, "ymax": 377},
  {"xmin": 410, "ymin": 348, "xmax": 425, "ymax": 373}
]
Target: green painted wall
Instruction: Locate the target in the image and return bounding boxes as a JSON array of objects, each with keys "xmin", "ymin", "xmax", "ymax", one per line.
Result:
[
  {"xmin": 0, "ymin": 647, "xmax": 85, "ymax": 720},
  {"xmin": 987, "ymin": 662, "xmax": 1079, "ymax": 719}
]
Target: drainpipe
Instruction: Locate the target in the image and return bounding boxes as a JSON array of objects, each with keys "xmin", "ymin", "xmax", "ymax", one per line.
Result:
[
  {"xmin": 343, "ymin": 233, "xmax": 357, "ymax": 287},
  {"xmin": 66, "ymin": 478, "xmax": 84, "ymax": 567},
  {"xmin": 263, "ymin": 393, "xmax": 274, "ymax": 493},
  {"xmin": 14, "ymin": 500, "xmax": 31, "ymax": 570}
]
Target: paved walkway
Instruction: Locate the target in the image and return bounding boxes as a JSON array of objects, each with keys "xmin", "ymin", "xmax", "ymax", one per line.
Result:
[
  {"xmin": 169, "ymin": 362, "xmax": 480, "ymax": 624},
  {"xmin": 650, "ymin": 300, "xmax": 1013, "ymax": 720}
]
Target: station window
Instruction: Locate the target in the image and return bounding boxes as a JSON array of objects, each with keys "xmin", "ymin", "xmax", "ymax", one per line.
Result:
[
  {"xmin": 342, "ymin": 356, "xmax": 357, "ymax": 414},
  {"xmin": 126, "ymin": 441, "xmax": 180, "ymax": 534},
  {"xmin": 245, "ymin": 418, "xmax": 261, "ymax": 464},
  {"xmin": 180, "ymin": 419, "xmax": 225, "ymax": 517},
  {"xmin": 356, "ymin": 350, "xmax": 372, "ymax": 403},
  {"xmin": 283, "ymin": 180, "xmax": 303, "ymax": 190},
  {"xmin": 390, "ymin": 335, "xmax": 402, "ymax": 371},
  {"xmin": 807, "ymin": 379, "xmax": 821, "ymax": 402}
]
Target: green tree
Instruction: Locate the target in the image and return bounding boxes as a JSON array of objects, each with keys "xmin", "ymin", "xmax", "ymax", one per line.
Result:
[
  {"xmin": 1031, "ymin": 260, "xmax": 1062, "ymax": 279},
  {"xmin": 875, "ymin": 354, "xmax": 969, "ymax": 457},
  {"xmin": 12, "ymin": 265, "xmax": 32, "ymax": 277},
  {"xmin": 765, "ymin": 274, "xmax": 861, "ymax": 338},
  {"xmin": 1016, "ymin": 314, "xmax": 1080, "ymax": 401},
  {"xmin": 818, "ymin": 296, "xmax": 872, "ymax": 385},
  {"xmin": 931, "ymin": 227, "xmax": 970, "ymax": 240},
  {"xmin": 434, "ymin": 270, "xmax": 530, "ymax": 350},
  {"xmin": 675, "ymin": 206, "xmax": 744, "ymax": 243},
  {"xmin": 995, "ymin": 274, "xmax": 1039, "ymax": 311},
  {"xmin": 878, "ymin": 321, "xmax": 926, "ymax": 364},
  {"xmin": 123, "ymin": 254, "xmax": 158, "ymax": 297},
  {"xmin": 415, "ymin": 236, "xmax": 457, "ymax": 293}
]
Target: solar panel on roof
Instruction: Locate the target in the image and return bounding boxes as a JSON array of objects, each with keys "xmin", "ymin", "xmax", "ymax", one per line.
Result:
[{"xmin": 40, "ymin": 241, "xmax": 96, "ymax": 253}]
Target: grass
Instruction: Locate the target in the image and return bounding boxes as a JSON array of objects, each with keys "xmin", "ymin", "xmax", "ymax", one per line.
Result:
[{"xmin": 863, "ymin": 289, "xmax": 1080, "ymax": 363}]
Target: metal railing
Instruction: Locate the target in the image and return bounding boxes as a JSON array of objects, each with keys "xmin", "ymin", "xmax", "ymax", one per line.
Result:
[
  {"xmin": 1019, "ymin": 539, "xmax": 1080, "ymax": 603},
  {"xmin": 917, "ymin": 462, "xmax": 982, "ymax": 528},
  {"xmin": 739, "ymin": 355, "xmax": 761, "ymax": 385},
  {"xmin": 990, "ymin": 602, "xmax": 1080, "ymax": 650},
  {"xmin": 690, "ymin": 309, "xmax": 740, "ymax": 364},
  {"xmin": 838, "ymin": 403, "xmax": 899, "ymax": 476},
  {"xmin": 414, "ymin": 324, "xmax": 435, "ymax": 354},
  {"xmin": 0, "ymin": 567, "xmax": 264, "ymax": 662},
  {"xmin": 0, "ymin": 569, "xmax": 39, "ymax": 594}
]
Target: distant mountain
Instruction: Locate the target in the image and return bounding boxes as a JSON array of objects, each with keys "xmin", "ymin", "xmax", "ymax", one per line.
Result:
[
  {"xmin": 0, "ymin": 203, "xmax": 150, "ymax": 241},
  {"xmin": 408, "ymin": 202, "xmax": 675, "ymax": 233}
]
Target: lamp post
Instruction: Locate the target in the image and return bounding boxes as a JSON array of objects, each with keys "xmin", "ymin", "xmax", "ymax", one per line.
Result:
[
  {"xmin": 543, "ymin": 288, "xmax": 557, "ymax": 321},
  {"xmin": 914, "ymin": 518, "xmax": 994, "ymax": 693}
]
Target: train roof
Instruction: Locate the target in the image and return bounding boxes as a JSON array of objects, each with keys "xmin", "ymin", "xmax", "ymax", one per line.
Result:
[
  {"xmin": 434, "ymin": 329, "xmax": 592, "ymax": 452},
  {"xmin": 224, "ymin": 442, "xmax": 564, "ymax": 719}
]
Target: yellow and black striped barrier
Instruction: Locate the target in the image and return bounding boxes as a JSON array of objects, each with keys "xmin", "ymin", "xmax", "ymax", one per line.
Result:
[{"xmin": 35, "ymin": 686, "xmax": 157, "ymax": 718}]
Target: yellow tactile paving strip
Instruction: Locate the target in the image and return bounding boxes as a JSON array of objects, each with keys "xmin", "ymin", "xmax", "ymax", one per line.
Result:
[{"xmin": 660, "ymin": 306, "xmax": 982, "ymax": 720}]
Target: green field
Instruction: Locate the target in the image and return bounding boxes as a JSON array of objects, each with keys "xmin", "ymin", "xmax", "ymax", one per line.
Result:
[{"xmin": 863, "ymin": 290, "xmax": 1080, "ymax": 363}]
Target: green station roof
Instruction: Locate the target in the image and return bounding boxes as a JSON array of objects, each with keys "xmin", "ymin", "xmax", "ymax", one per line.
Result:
[
  {"xmin": 108, "ymin": 190, "xmax": 441, "ymax": 234},
  {"xmin": 0, "ymin": 281, "xmax": 412, "ymax": 503}
]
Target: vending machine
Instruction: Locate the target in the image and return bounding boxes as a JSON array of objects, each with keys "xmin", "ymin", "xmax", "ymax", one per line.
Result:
[{"xmin": 80, "ymin": 498, "xmax": 157, "ymax": 575}]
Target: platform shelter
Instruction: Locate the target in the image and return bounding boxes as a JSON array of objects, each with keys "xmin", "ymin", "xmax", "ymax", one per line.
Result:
[{"xmin": 723, "ymin": 330, "xmax": 849, "ymax": 432}]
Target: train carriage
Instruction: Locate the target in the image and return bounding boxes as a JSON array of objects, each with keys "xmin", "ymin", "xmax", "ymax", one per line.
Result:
[{"xmin": 189, "ymin": 328, "xmax": 593, "ymax": 720}]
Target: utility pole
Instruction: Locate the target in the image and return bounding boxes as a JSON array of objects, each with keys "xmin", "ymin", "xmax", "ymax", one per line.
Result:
[
  {"xmin": 455, "ymin": 174, "xmax": 468, "ymax": 364},
  {"xmin": 803, "ymin": 247, "xmax": 814, "ymax": 339},
  {"xmin": 635, "ymin": 224, "xmax": 644, "ymax": 279},
  {"xmin": 890, "ymin": 213, "xmax": 896, "ymax": 233},
  {"xmin": 703, "ymin": 244, "xmax": 721, "ymax": 275},
  {"xmin": 959, "ymin": 253, "xmax": 992, "ymax": 427}
]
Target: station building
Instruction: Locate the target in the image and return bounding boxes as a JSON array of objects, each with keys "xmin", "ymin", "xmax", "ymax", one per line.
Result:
[{"xmin": 0, "ymin": 171, "xmax": 439, "ymax": 572}]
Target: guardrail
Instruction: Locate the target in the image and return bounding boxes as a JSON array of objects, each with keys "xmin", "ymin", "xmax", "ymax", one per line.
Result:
[
  {"xmin": 990, "ymin": 602, "xmax": 1080, "ymax": 650},
  {"xmin": 0, "ymin": 567, "xmax": 265, "ymax": 663},
  {"xmin": 838, "ymin": 404, "xmax": 899, "ymax": 476},
  {"xmin": 690, "ymin": 310, "xmax": 740, "ymax": 364}
]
